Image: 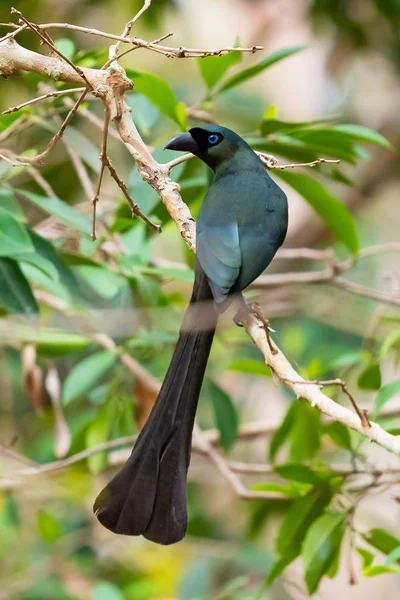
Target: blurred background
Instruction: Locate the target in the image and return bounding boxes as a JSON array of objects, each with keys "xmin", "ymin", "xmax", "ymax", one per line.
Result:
[{"xmin": 1, "ymin": 0, "xmax": 400, "ymax": 598}]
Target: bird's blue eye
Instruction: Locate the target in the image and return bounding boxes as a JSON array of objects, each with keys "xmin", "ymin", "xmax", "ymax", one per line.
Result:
[{"xmin": 208, "ymin": 134, "xmax": 219, "ymax": 145}]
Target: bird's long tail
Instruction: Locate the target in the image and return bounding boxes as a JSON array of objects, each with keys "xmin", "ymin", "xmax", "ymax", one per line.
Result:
[{"xmin": 93, "ymin": 267, "xmax": 216, "ymax": 545}]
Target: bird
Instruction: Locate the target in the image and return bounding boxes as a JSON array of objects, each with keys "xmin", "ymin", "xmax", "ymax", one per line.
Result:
[{"xmin": 93, "ymin": 125, "xmax": 288, "ymax": 545}]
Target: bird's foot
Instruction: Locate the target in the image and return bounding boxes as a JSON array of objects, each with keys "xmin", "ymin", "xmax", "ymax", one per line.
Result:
[
  {"xmin": 250, "ymin": 302, "xmax": 278, "ymax": 355},
  {"xmin": 234, "ymin": 302, "xmax": 278, "ymax": 355}
]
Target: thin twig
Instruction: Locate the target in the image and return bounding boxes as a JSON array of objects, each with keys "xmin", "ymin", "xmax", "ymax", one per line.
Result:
[
  {"xmin": 105, "ymin": 157, "xmax": 161, "ymax": 232},
  {"xmin": 91, "ymin": 107, "xmax": 110, "ymax": 240},
  {"xmin": 102, "ymin": 32, "xmax": 173, "ymax": 69},
  {"xmin": 257, "ymin": 152, "xmax": 341, "ymax": 170},
  {"xmin": 112, "ymin": 0, "xmax": 152, "ymax": 56},
  {"xmin": 1, "ymin": 87, "xmax": 86, "ymax": 115},
  {"xmin": 10, "ymin": 89, "xmax": 88, "ymax": 166},
  {"xmin": 282, "ymin": 378, "xmax": 371, "ymax": 428},
  {"xmin": 2, "ymin": 19, "xmax": 263, "ymax": 58},
  {"xmin": 11, "ymin": 8, "xmax": 93, "ymax": 90},
  {"xmin": 26, "ymin": 166, "xmax": 58, "ymax": 198}
]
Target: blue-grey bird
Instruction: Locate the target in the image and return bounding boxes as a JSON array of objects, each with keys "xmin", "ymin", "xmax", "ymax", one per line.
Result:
[{"xmin": 94, "ymin": 125, "xmax": 288, "ymax": 544}]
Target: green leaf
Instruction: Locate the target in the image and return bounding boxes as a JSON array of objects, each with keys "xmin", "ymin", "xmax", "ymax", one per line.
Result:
[
  {"xmin": 14, "ymin": 252, "xmax": 59, "ymax": 281},
  {"xmin": 290, "ymin": 401, "xmax": 321, "ymax": 461},
  {"xmin": 55, "ymin": 38, "xmax": 76, "ymax": 60},
  {"xmin": 357, "ymin": 547, "xmax": 374, "ymax": 569},
  {"xmin": 358, "ymin": 362, "xmax": 381, "ymax": 390},
  {"xmin": 381, "ymin": 329, "xmax": 400, "ymax": 356},
  {"xmin": 323, "ymin": 422, "xmax": 352, "ymax": 450},
  {"xmin": 267, "ymin": 552, "xmax": 298, "ymax": 585},
  {"xmin": 28, "ymin": 231, "xmax": 80, "ymax": 295},
  {"xmin": 209, "ymin": 381, "xmax": 238, "ymax": 451},
  {"xmin": 37, "ymin": 509, "xmax": 62, "ymax": 542},
  {"xmin": 275, "ymin": 171, "xmax": 359, "ymax": 254},
  {"xmin": 126, "ymin": 70, "xmax": 180, "ymax": 124},
  {"xmin": 269, "ymin": 401, "xmax": 297, "ymax": 461},
  {"xmin": 0, "ymin": 188, "xmax": 25, "ymax": 221},
  {"xmin": 63, "ymin": 351, "xmax": 117, "ymax": 405},
  {"xmin": 365, "ymin": 528, "xmax": 400, "ymax": 559},
  {"xmin": 16, "ymin": 190, "xmax": 91, "ymax": 236},
  {"xmin": 248, "ymin": 498, "xmax": 292, "ymax": 540},
  {"xmin": 248, "ymin": 135, "xmax": 320, "ymax": 164},
  {"xmin": 175, "ymin": 101, "xmax": 188, "ymax": 129},
  {"xmin": 32, "ymin": 330, "xmax": 91, "ymax": 357},
  {"xmin": 77, "ymin": 265, "xmax": 126, "ymax": 299},
  {"xmin": 275, "ymin": 464, "xmax": 320, "ymax": 485},
  {"xmin": 198, "ymin": 47, "xmax": 242, "ymax": 89},
  {"xmin": 374, "ymin": 380, "xmax": 400, "ymax": 416},
  {"xmin": 276, "ymin": 483, "xmax": 333, "ymax": 560},
  {"xmin": 363, "ymin": 564, "xmax": 400, "ymax": 577},
  {"xmin": 218, "ymin": 45, "xmax": 307, "ymax": 93},
  {"xmin": 385, "ymin": 545, "xmax": 400, "ymax": 566},
  {"xmin": 333, "ymin": 124, "xmax": 393, "ymax": 150},
  {"xmin": 228, "ymin": 358, "xmax": 270, "ymax": 376},
  {"xmin": 251, "ymin": 483, "xmax": 299, "ymax": 498},
  {"xmin": 260, "ymin": 118, "xmax": 329, "ymax": 136},
  {"xmin": 0, "ymin": 258, "xmax": 39, "ymax": 314},
  {"xmin": 302, "ymin": 513, "xmax": 345, "ymax": 594},
  {"xmin": 0, "ymin": 208, "xmax": 34, "ymax": 256}
]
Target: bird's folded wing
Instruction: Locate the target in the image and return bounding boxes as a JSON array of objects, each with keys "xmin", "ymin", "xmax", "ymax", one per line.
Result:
[{"xmin": 197, "ymin": 220, "xmax": 241, "ymax": 303}]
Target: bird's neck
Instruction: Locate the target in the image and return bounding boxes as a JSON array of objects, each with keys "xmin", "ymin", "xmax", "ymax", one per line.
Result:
[{"xmin": 213, "ymin": 151, "xmax": 267, "ymax": 180}]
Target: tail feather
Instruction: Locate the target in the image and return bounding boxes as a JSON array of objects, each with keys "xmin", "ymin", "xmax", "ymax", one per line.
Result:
[{"xmin": 93, "ymin": 268, "xmax": 216, "ymax": 544}]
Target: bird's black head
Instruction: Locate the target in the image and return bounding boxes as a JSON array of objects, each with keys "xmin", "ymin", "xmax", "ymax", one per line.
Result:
[{"xmin": 164, "ymin": 125, "xmax": 251, "ymax": 171}]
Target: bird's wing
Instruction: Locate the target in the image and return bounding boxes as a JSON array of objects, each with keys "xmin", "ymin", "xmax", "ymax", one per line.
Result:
[{"xmin": 196, "ymin": 219, "xmax": 241, "ymax": 303}]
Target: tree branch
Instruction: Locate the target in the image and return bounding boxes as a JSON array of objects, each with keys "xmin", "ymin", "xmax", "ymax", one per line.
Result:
[{"xmin": 1, "ymin": 15, "xmax": 399, "ymax": 464}]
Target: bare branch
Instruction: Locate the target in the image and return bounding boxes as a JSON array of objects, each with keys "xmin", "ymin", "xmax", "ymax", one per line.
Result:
[
  {"xmin": 11, "ymin": 8, "xmax": 93, "ymax": 89},
  {"xmin": 3, "ymin": 20, "xmax": 262, "ymax": 59},
  {"xmin": 241, "ymin": 312, "xmax": 400, "ymax": 457},
  {"xmin": 91, "ymin": 107, "xmax": 110, "ymax": 241},
  {"xmin": 257, "ymin": 152, "xmax": 341, "ymax": 170},
  {"xmin": 2, "ymin": 86, "xmax": 86, "ymax": 115}
]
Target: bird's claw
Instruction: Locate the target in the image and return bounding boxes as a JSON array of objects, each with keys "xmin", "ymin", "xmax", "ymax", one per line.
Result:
[{"xmin": 250, "ymin": 303, "xmax": 278, "ymax": 355}]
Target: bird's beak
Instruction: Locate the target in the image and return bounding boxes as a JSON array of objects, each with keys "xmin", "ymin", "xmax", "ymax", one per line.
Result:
[{"xmin": 164, "ymin": 131, "xmax": 199, "ymax": 154}]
